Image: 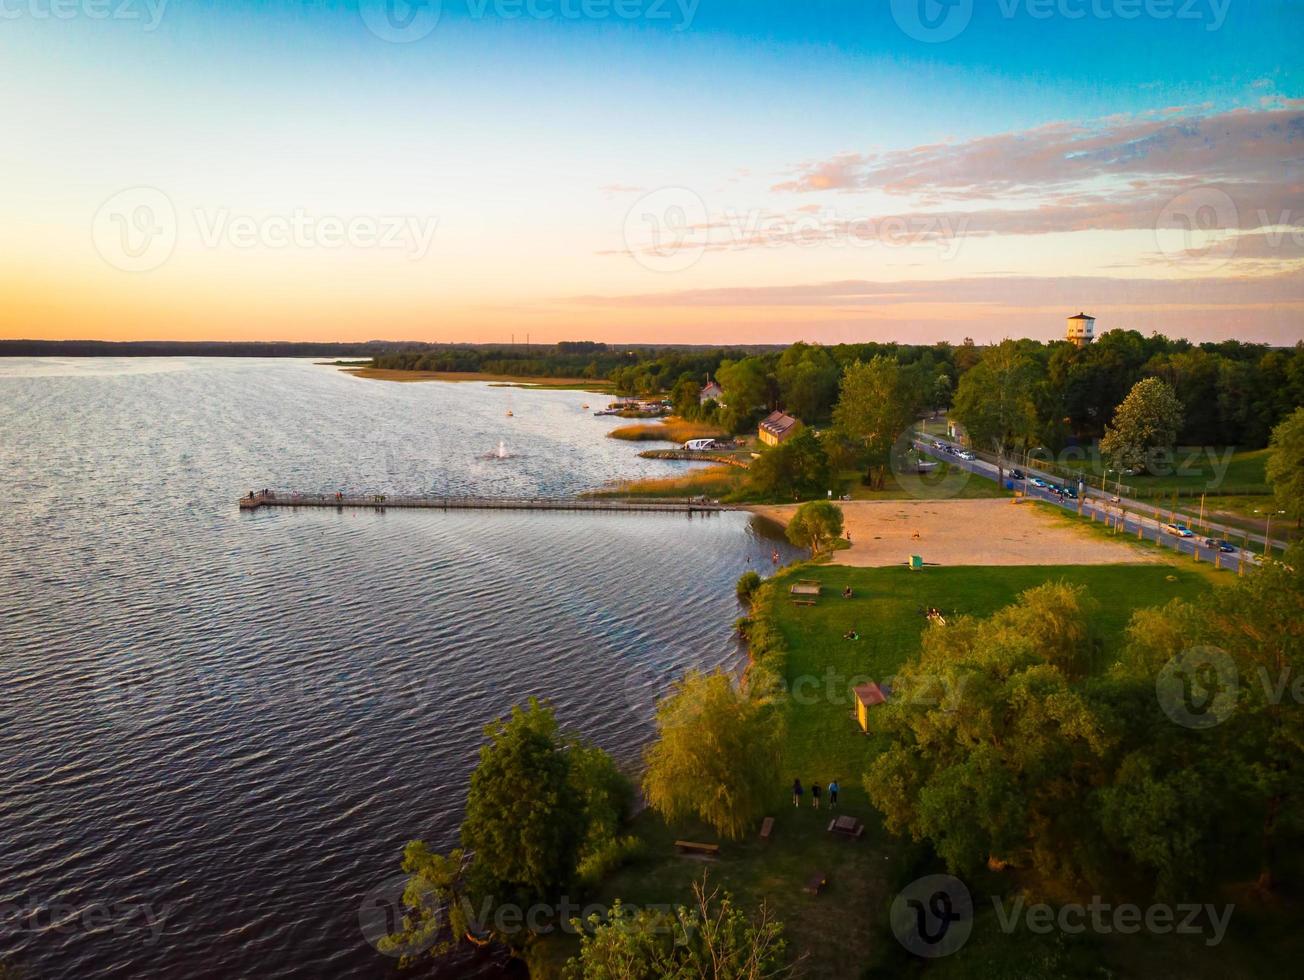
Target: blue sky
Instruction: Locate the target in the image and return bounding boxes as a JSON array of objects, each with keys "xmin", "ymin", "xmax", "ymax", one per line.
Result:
[{"xmin": 2, "ymin": 0, "xmax": 1300, "ymax": 343}]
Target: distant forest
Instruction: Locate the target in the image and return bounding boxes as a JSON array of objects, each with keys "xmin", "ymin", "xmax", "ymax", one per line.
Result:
[{"xmin": 377, "ymin": 334, "xmax": 1304, "ymax": 450}]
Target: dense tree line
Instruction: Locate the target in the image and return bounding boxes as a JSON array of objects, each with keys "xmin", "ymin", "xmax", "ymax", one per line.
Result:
[{"xmin": 376, "ymin": 334, "xmax": 1303, "ymax": 456}]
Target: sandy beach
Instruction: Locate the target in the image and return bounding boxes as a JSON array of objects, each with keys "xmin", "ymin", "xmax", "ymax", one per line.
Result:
[{"xmin": 749, "ymin": 498, "xmax": 1155, "ymax": 567}]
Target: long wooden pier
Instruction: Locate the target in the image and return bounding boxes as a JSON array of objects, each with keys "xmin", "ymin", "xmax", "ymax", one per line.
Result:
[{"xmin": 238, "ymin": 490, "xmax": 729, "ymax": 515}]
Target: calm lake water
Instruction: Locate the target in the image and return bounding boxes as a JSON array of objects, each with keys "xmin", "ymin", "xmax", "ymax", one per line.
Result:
[{"xmin": 0, "ymin": 359, "xmax": 798, "ymax": 979}]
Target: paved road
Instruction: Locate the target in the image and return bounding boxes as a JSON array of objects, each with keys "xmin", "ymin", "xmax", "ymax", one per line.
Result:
[{"xmin": 913, "ymin": 435, "xmax": 1280, "ymax": 569}]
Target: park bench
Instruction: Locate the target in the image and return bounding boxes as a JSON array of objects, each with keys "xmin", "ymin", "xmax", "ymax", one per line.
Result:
[
  {"xmin": 675, "ymin": 840, "xmax": 720, "ymax": 857},
  {"xmin": 759, "ymin": 817, "xmax": 774, "ymax": 841},
  {"xmin": 803, "ymin": 871, "xmax": 828, "ymax": 896},
  {"xmin": 791, "ymin": 599, "xmax": 816, "ymax": 607},
  {"xmin": 790, "ymin": 580, "xmax": 822, "ymax": 596}
]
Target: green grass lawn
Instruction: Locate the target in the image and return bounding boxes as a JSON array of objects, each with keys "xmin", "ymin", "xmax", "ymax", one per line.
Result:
[
  {"xmin": 1059, "ymin": 447, "xmax": 1270, "ymax": 496},
  {"xmin": 839, "ymin": 464, "xmax": 1008, "ymax": 502},
  {"xmin": 537, "ymin": 560, "xmax": 1241, "ymax": 979}
]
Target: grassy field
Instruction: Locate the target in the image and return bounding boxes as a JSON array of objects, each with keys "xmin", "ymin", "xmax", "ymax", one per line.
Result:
[
  {"xmin": 838, "ymin": 463, "xmax": 1007, "ymax": 501},
  {"xmin": 527, "ymin": 557, "xmax": 1284, "ymax": 979},
  {"xmin": 1058, "ymin": 447, "xmax": 1270, "ymax": 495}
]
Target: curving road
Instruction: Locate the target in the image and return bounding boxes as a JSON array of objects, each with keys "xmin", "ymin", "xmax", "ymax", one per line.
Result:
[{"xmin": 914, "ymin": 434, "xmax": 1285, "ymax": 568}]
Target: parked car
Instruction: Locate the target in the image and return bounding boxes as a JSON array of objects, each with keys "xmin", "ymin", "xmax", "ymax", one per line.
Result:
[
  {"xmin": 957, "ymin": 450, "xmax": 975, "ymax": 461},
  {"xmin": 1163, "ymin": 523, "xmax": 1195, "ymax": 537},
  {"xmin": 1061, "ymin": 486, "xmax": 1077, "ymax": 500}
]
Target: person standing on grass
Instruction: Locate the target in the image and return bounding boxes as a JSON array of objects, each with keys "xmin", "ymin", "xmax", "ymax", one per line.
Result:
[
  {"xmin": 792, "ymin": 778, "xmax": 803, "ymax": 807},
  {"xmin": 811, "ymin": 782, "xmax": 822, "ymax": 810},
  {"xmin": 828, "ymin": 779, "xmax": 839, "ymax": 808}
]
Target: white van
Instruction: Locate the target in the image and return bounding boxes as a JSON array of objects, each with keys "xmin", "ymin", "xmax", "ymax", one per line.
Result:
[{"xmin": 683, "ymin": 439, "xmax": 716, "ymax": 451}]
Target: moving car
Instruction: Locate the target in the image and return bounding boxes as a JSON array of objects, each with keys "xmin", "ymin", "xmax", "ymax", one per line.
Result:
[
  {"xmin": 1202, "ymin": 537, "xmax": 1236, "ymax": 553},
  {"xmin": 1163, "ymin": 523, "xmax": 1195, "ymax": 537},
  {"xmin": 957, "ymin": 450, "xmax": 975, "ymax": 461},
  {"xmin": 1010, "ymin": 469, "xmax": 1025, "ymax": 480},
  {"xmin": 1030, "ymin": 477, "xmax": 1048, "ymax": 488}
]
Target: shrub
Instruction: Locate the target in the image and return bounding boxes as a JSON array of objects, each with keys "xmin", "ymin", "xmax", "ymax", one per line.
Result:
[{"xmin": 736, "ymin": 570, "xmax": 762, "ymax": 604}]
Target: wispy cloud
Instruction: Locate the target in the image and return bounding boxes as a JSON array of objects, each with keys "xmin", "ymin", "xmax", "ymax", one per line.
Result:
[
  {"xmin": 772, "ymin": 104, "xmax": 1303, "ymax": 202},
  {"xmin": 566, "ymin": 270, "xmax": 1304, "ymax": 311}
]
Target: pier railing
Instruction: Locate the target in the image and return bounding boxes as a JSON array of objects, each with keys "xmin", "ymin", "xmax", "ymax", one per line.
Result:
[{"xmin": 239, "ymin": 491, "xmax": 728, "ymax": 514}]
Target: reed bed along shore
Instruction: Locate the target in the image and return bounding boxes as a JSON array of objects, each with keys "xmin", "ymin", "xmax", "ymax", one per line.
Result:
[
  {"xmin": 583, "ymin": 465, "xmax": 744, "ymax": 499},
  {"xmin": 607, "ymin": 418, "xmax": 728, "ymax": 443}
]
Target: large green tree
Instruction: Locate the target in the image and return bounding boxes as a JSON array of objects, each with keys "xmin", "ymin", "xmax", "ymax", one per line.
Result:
[
  {"xmin": 1099, "ymin": 376, "xmax": 1184, "ymax": 476},
  {"xmin": 384, "ymin": 699, "xmax": 632, "ymax": 961},
  {"xmin": 775, "ymin": 342, "xmax": 840, "ymax": 422},
  {"xmin": 564, "ymin": 877, "xmax": 795, "ymax": 980},
  {"xmin": 747, "ymin": 428, "xmax": 829, "ymax": 501},
  {"xmin": 1266, "ymin": 406, "xmax": 1304, "ymax": 528},
  {"xmin": 951, "ymin": 340, "xmax": 1040, "ymax": 486},
  {"xmin": 715, "ymin": 357, "xmax": 772, "ymax": 433},
  {"xmin": 462, "ymin": 699, "xmax": 587, "ymax": 897},
  {"xmin": 643, "ymin": 671, "xmax": 784, "ymax": 840},
  {"xmin": 832, "ymin": 355, "xmax": 924, "ymax": 489},
  {"xmin": 784, "ymin": 499, "xmax": 844, "ymax": 556},
  {"xmin": 867, "ymin": 582, "xmax": 1110, "ymax": 885}
]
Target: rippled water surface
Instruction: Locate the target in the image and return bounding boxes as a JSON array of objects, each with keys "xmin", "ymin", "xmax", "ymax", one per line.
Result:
[{"xmin": 0, "ymin": 359, "xmax": 797, "ymax": 979}]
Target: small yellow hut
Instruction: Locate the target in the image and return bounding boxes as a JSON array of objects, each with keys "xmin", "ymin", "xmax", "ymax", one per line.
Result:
[{"xmin": 853, "ymin": 682, "xmax": 888, "ymax": 733}]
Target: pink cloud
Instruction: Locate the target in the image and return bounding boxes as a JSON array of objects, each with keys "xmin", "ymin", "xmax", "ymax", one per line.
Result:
[{"xmin": 771, "ymin": 104, "xmax": 1303, "ymax": 202}]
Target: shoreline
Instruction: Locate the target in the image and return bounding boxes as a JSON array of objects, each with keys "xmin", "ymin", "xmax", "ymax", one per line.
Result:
[{"xmin": 340, "ymin": 366, "xmax": 609, "ymax": 391}]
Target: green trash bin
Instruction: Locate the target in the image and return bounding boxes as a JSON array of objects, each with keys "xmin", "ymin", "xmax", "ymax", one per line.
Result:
[{"xmin": 909, "ymin": 554, "xmax": 923, "ymax": 570}]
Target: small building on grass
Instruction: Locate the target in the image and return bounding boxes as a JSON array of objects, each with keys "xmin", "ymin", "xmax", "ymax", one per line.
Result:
[
  {"xmin": 853, "ymin": 682, "xmax": 889, "ymax": 733},
  {"xmin": 758, "ymin": 410, "xmax": 800, "ymax": 447},
  {"xmin": 699, "ymin": 379, "xmax": 723, "ymax": 404}
]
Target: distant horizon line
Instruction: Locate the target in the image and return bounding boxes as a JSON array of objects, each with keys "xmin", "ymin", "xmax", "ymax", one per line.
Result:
[{"xmin": 3, "ymin": 333, "xmax": 1299, "ymax": 354}]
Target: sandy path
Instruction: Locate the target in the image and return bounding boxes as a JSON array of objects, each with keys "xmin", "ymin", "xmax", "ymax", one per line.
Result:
[{"xmin": 749, "ymin": 498, "xmax": 1153, "ymax": 567}]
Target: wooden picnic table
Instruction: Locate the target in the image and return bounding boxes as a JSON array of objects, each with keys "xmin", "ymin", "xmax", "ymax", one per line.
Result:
[{"xmin": 827, "ymin": 815, "xmax": 865, "ymax": 839}]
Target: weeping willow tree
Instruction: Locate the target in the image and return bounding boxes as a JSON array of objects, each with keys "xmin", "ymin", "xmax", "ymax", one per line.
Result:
[{"xmin": 643, "ymin": 671, "xmax": 784, "ymax": 840}]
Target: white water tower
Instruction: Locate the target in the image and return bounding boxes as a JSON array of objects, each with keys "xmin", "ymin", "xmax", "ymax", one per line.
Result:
[{"xmin": 1066, "ymin": 312, "xmax": 1095, "ymax": 347}]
